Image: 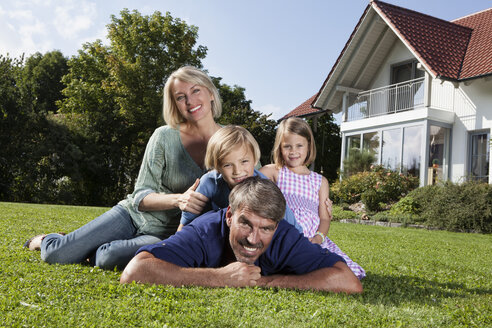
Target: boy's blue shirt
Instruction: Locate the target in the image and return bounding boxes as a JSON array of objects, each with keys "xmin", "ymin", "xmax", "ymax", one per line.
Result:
[{"xmin": 180, "ymin": 169, "xmax": 304, "ymax": 234}]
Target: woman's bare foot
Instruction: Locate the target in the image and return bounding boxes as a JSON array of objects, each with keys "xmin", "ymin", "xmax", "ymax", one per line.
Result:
[{"xmin": 23, "ymin": 234, "xmax": 46, "ymax": 251}]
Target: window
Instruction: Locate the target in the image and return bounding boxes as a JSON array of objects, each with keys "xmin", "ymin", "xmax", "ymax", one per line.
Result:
[
  {"xmin": 345, "ymin": 135, "xmax": 361, "ymax": 158},
  {"xmin": 391, "ymin": 60, "xmax": 425, "ymax": 84},
  {"xmin": 402, "ymin": 126, "xmax": 422, "ymax": 178},
  {"xmin": 428, "ymin": 126, "xmax": 450, "ymax": 185},
  {"xmin": 390, "ymin": 60, "xmax": 425, "ymax": 112},
  {"xmin": 469, "ymin": 132, "xmax": 490, "ymax": 182},
  {"xmin": 381, "ymin": 128, "xmax": 401, "ymax": 171},
  {"xmin": 363, "ymin": 132, "xmax": 379, "ymax": 164}
]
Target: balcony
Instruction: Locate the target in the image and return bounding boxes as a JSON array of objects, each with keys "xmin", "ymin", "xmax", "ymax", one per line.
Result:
[{"xmin": 345, "ymin": 77, "xmax": 425, "ymax": 122}]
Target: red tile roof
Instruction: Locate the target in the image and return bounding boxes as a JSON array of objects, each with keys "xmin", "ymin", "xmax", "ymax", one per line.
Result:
[
  {"xmin": 373, "ymin": 0, "xmax": 472, "ymax": 80},
  {"xmin": 282, "ymin": 94, "xmax": 321, "ymax": 119},
  {"xmin": 453, "ymin": 8, "xmax": 492, "ymax": 79},
  {"xmin": 284, "ymin": 1, "xmax": 492, "ymax": 119}
]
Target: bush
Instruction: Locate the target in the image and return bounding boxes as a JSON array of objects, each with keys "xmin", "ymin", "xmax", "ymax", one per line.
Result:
[
  {"xmin": 331, "ymin": 165, "xmax": 419, "ymax": 209},
  {"xmin": 394, "ymin": 181, "xmax": 492, "ymax": 233},
  {"xmin": 371, "ymin": 211, "xmax": 418, "ymax": 225},
  {"xmin": 389, "ymin": 195, "xmax": 420, "ymax": 215},
  {"xmin": 332, "ymin": 205, "xmax": 358, "ymax": 221},
  {"xmin": 361, "ymin": 189, "xmax": 383, "ymax": 212}
]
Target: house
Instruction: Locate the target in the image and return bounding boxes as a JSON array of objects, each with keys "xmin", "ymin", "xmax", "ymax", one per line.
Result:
[{"xmin": 285, "ymin": 0, "xmax": 492, "ymax": 186}]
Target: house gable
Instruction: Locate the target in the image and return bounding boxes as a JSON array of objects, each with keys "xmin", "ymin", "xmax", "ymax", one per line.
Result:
[{"xmin": 296, "ymin": 0, "xmax": 492, "ymax": 119}]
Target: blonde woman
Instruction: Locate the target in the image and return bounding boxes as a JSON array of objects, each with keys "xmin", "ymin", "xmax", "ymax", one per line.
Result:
[{"xmin": 25, "ymin": 66, "xmax": 222, "ymax": 270}]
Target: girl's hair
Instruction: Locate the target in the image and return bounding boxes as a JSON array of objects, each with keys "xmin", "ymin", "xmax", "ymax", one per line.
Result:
[
  {"xmin": 205, "ymin": 125, "xmax": 261, "ymax": 170},
  {"xmin": 271, "ymin": 117, "xmax": 316, "ymax": 167},
  {"xmin": 163, "ymin": 66, "xmax": 222, "ymax": 128}
]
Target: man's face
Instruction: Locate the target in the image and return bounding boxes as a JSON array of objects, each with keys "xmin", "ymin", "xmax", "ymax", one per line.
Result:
[{"xmin": 225, "ymin": 206, "xmax": 278, "ymax": 265}]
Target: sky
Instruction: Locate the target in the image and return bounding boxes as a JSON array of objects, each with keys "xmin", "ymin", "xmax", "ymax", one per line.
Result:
[{"xmin": 1, "ymin": 0, "xmax": 491, "ymax": 121}]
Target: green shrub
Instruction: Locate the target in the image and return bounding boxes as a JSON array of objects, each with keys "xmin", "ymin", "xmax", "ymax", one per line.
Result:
[
  {"xmin": 389, "ymin": 195, "xmax": 420, "ymax": 215},
  {"xmin": 331, "ymin": 205, "xmax": 358, "ymax": 221},
  {"xmin": 361, "ymin": 189, "xmax": 383, "ymax": 212},
  {"xmin": 397, "ymin": 181, "xmax": 492, "ymax": 233},
  {"xmin": 371, "ymin": 211, "xmax": 420, "ymax": 225},
  {"xmin": 331, "ymin": 165, "xmax": 419, "ymax": 207}
]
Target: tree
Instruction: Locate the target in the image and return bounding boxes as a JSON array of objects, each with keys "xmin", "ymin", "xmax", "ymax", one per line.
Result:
[
  {"xmin": 307, "ymin": 113, "xmax": 341, "ymax": 182},
  {"xmin": 19, "ymin": 51, "xmax": 68, "ymax": 114},
  {"xmin": 57, "ymin": 9, "xmax": 208, "ymax": 204},
  {"xmin": 0, "ymin": 55, "xmax": 25, "ymax": 199},
  {"xmin": 214, "ymin": 78, "xmax": 277, "ymax": 165}
]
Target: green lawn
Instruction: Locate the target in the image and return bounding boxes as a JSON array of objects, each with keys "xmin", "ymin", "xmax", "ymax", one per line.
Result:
[{"xmin": 1, "ymin": 202, "xmax": 491, "ymax": 327}]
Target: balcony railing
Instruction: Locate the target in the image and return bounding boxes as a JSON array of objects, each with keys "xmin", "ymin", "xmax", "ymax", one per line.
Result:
[{"xmin": 346, "ymin": 77, "xmax": 425, "ymax": 122}]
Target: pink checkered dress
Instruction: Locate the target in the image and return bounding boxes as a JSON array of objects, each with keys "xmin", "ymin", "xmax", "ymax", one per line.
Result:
[{"xmin": 277, "ymin": 166, "xmax": 366, "ymax": 279}]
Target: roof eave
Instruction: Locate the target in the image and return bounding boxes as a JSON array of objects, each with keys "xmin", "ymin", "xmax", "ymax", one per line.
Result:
[
  {"xmin": 371, "ymin": 1, "xmax": 438, "ymax": 79},
  {"xmin": 312, "ymin": 3, "xmax": 373, "ymax": 110}
]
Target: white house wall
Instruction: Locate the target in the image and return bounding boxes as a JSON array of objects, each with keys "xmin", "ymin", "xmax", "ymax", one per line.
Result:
[
  {"xmin": 369, "ymin": 41, "xmax": 414, "ymax": 89},
  {"xmin": 449, "ymin": 78, "xmax": 492, "ymax": 183}
]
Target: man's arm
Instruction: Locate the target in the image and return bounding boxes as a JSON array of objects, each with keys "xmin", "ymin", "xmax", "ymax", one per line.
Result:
[
  {"xmin": 120, "ymin": 251, "xmax": 262, "ymax": 288},
  {"xmin": 256, "ymin": 261, "xmax": 363, "ymax": 294}
]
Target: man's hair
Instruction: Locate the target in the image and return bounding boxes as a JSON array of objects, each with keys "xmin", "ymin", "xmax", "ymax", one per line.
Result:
[
  {"xmin": 272, "ymin": 117, "xmax": 316, "ymax": 168},
  {"xmin": 229, "ymin": 176, "xmax": 286, "ymax": 223},
  {"xmin": 204, "ymin": 125, "xmax": 261, "ymax": 170},
  {"xmin": 163, "ymin": 66, "xmax": 222, "ymax": 128}
]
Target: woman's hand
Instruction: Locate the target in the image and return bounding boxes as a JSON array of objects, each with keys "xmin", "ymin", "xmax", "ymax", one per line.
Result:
[{"xmin": 177, "ymin": 179, "xmax": 209, "ymax": 214}]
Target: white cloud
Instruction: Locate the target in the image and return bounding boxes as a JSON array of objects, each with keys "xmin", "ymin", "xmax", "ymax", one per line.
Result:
[
  {"xmin": 255, "ymin": 104, "xmax": 285, "ymax": 121},
  {"xmin": 79, "ymin": 25, "xmax": 109, "ymax": 48},
  {"xmin": 0, "ymin": 5, "xmax": 50, "ymax": 57},
  {"xmin": 54, "ymin": 0, "xmax": 97, "ymax": 39}
]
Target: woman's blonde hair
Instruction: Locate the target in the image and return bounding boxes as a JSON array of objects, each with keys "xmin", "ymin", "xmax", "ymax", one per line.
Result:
[
  {"xmin": 271, "ymin": 117, "xmax": 316, "ymax": 167},
  {"xmin": 205, "ymin": 125, "xmax": 261, "ymax": 170},
  {"xmin": 163, "ymin": 66, "xmax": 222, "ymax": 128}
]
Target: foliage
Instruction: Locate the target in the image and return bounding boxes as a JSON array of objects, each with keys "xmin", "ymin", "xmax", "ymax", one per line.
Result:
[
  {"xmin": 394, "ymin": 181, "xmax": 492, "ymax": 233},
  {"xmin": 389, "ymin": 195, "xmax": 420, "ymax": 216},
  {"xmin": 19, "ymin": 51, "xmax": 68, "ymax": 114},
  {"xmin": 331, "ymin": 165, "xmax": 419, "ymax": 210},
  {"xmin": 0, "ymin": 55, "xmax": 24, "ymax": 199},
  {"xmin": 214, "ymin": 78, "xmax": 277, "ymax": 166},
  {"xmin": 342, "ymin": 148, "xmax": 376, "ymax": 177},
  {"xmin": 360, "ymin": 189, "xmax": 383, "ymax": 212},
  {"xmin": 370, "ymin": 211, "xmax": 420, "ymax": 225},
  {"xmin": 55, "ymin": 9, "xmax": 208, "ymax": 205},
  {"xmin": 307, "ymin": 114, "xmax": 341, "ymax": 182},
  {"xmin": 332, "ymin": 205, "xmax": 359, "ymax": 221},
  {"xmin": 2, "ymin": 202, "xmax": 491, "ymax": 327}
]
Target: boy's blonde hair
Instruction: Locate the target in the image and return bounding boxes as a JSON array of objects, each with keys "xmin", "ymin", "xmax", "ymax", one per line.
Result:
[
  {"xmin": 205, "ymin": 125, "xmax": 261, "ymax": 170},
  {"xmin": 272, "ymin": 117, "xmax": 316, "ymax": 167},
  {"xmin": 163, "ymin": 66, "xmax": 222, "ymax": 128}
]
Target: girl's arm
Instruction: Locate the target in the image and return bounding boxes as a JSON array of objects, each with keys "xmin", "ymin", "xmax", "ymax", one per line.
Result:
[
  {"xmin": 259, "ymin": 164, "xmax": 279, "ymax": 183},
  {"xmin": 310, "ymin": 176, "xmax": 332, "ymax": 244}
]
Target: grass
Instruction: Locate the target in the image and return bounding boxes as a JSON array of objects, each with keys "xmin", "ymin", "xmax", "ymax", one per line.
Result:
[{"xmin": 1, "ymin": 201, "xmax": 491, "ymax": 327}]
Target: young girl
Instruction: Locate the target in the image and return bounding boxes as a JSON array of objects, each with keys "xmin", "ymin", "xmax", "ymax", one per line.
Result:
[
  {"xmin": 260, "ymin": 117, "xmax": 365, "ymax": 279},
  {"xmin": 177, "ymin": 125, "xmax": 303, "ymax": 233}
]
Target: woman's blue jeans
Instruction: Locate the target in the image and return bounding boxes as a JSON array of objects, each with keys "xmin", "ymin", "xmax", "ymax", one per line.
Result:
[{"xmin": 40, "ymin": 205, "xmax": 162, "ymax": 270}]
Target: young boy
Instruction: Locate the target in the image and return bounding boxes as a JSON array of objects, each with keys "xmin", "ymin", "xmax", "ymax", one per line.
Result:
[{"xmin": 178, "ymin": 125, "xmax": 303, "ymax": 233}]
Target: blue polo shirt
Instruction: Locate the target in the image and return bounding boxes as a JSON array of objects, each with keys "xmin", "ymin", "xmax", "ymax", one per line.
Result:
[
  {"xmin": 180, "ymin": 169, "xmax": 304, "ymax": 234},
  {"xmin": 138, "ymin": 208, "xmax": 344, "ymax": 276}
]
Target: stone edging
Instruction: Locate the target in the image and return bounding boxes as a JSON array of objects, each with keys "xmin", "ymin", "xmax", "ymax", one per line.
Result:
[{"xmin": 339, "ymin": 219, "xmax": 427, "ymax": 229}]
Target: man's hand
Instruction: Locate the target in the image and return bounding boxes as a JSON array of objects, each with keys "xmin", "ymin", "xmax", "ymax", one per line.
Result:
[
  {"xmin": 178, "ymin": 179, "xmax": 209, "ymax": 214},
  {"xmin": 217, "ymin": 262, "xmax": 262, "ymax": 287}
]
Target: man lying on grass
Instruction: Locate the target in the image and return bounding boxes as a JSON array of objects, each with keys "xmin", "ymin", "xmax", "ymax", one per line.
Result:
[{"xmin": 121, "ymin": 177, "xmax": 362, "ymax": 294}]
